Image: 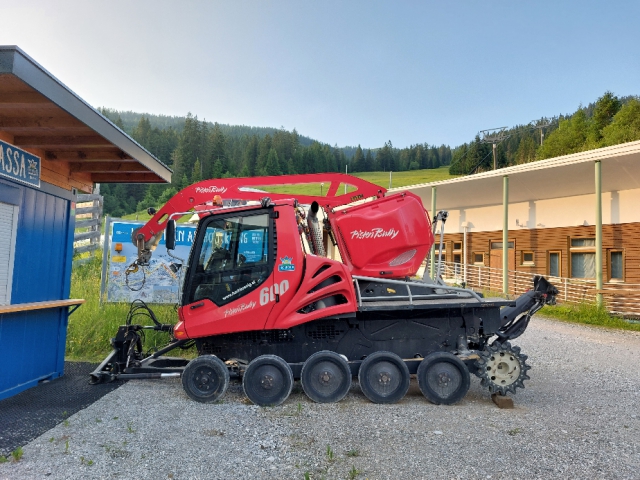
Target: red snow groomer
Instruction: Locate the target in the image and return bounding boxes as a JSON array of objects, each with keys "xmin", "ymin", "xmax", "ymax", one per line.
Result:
[{"xmin": 91, "ymin": 173, "xmax": 558, "ymax": 406}]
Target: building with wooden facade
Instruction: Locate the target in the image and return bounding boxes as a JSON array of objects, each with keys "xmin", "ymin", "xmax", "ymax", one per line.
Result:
[
  {"xmin": 401, "ymin": 141, "xmax": 640, "ymax": 316},
  {"xmin": 0, "ymin": 46, "xmax": 171, "ymax": 400}
]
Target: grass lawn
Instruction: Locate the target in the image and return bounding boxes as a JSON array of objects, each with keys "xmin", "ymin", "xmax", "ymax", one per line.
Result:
[
  {"xmin": 355, "ymin": 166, "xmax": 457, "ymax": 189},
  {"xmin": 541, "ymin": 303, "xmax": 640, "ymax": 332}
]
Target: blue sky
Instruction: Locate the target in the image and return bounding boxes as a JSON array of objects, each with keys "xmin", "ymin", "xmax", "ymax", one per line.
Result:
[{"xmin": 1, "ymin": 1, "xmax": 638, "ymax": 149}]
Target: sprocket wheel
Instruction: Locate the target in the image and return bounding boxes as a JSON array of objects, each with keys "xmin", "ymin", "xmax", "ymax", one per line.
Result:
[{"xmin": 475, "ymin": 341, "xmax": 530, "ymax": 395}]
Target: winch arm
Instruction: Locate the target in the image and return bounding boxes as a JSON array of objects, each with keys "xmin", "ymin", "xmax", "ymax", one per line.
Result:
[
  {"xmin": 496, "ymin": 276, "xmax": 559, "ymax": 341},
  {"xmin": 131, "ymin": 173, "xmax": 386, "ymax": 264}
]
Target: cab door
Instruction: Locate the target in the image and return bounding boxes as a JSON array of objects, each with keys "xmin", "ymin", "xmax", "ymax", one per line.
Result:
[{"xmin": 180, "ymin": 210, "xmax": 276, "ymax": 338}]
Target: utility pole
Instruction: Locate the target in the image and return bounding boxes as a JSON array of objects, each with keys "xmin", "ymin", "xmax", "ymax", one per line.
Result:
[
  {"xmin": 480, "ymin": 127, "xmax": 509, "ymax": 170},
  {"xmin": 530, "ymin": 120, "xmax": 552, "ymax": 146}
]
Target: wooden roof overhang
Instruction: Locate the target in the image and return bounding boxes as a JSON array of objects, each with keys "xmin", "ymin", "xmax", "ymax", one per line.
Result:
[{"xmin": 0, "ymin": 46, "xmax": 171, "ymax": 193}]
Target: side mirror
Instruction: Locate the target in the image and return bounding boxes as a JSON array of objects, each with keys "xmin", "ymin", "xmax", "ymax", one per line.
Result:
[{"xmin": 165, "ymin": 219, "xmax": 176, "ymax": 250}]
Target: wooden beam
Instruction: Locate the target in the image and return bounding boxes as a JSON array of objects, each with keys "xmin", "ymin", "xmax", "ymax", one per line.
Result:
[
  {"xmin": 44, "ymin": 149, "xmax": 133, "ymax": 161},
  {"xmin": 76, "ymin": 205, "xmax": 102, "ymax": 216},
  {"xmin": 13, "ymin": 135, "xmax": 112, "ymax": 148},
  {"xmin": 0, "ymin": 116, "xmax": 87, "ymax": 129},
  {"xmin": 75, "ymin": 218, "xmax": 100, "ymax": 229},
  {"xmin": 74, "ymin": 230, "xmax": 101, "ymax": 242},
  {"xmin": 76, "ymin": 193, "xmax": 103, "ymax": 202},
  {"xmin": 0, "ymin": 92, "xmax": 50, "ymax": 104},
  {"xmin": 69, "ymin": 162, "xmax": 150, "ymax": 173},
  {"xmin": 91, "ymin": 172, "xmax": 167, "ymax": 183}
]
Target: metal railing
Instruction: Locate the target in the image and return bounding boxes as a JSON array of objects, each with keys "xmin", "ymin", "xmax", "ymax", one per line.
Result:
[
  {"xmin": 437, "ymin": 261, "xmax": 640, "ymax": 317},
  {"xmin": 352, "ymin": 275, "xmax": 481, "ymax": 308}
]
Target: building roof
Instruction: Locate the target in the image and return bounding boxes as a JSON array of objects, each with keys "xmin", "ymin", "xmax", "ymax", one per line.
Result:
[
  {"xmin": 0, "ymin": 46, "xmax": 171, "ymax": 189},
  {"xmin": 395, "ymin": 140, "xmax": 640, "ymax": 209}
]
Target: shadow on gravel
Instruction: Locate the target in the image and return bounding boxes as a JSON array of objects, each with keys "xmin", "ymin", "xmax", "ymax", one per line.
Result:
[{"xmin": 0, "ymin": 362, "xmax": 126, "ymax": 456}]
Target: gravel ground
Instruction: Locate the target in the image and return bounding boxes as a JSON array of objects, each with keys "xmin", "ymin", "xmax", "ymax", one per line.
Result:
[{"xmin": 1, "ymin": 315, "xmax": 639, "ymax": 480}]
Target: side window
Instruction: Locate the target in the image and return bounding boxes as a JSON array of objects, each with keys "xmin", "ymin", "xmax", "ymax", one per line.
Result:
[
  {"xmin": 548, "ymin": 251, "xmax": 561, "ymax": 277},
  {"xmin": 188, "ymin": 213, "xmax": 272, "ymax": 306},
  {"xmin": 609, "ymin": 250, "xmax": 624, "ymax": 282}
]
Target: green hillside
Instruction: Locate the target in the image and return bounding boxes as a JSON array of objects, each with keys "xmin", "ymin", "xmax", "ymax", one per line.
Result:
[{"xmin": 99, "ymin": 90, "xmax": 639, "ymax": 219}]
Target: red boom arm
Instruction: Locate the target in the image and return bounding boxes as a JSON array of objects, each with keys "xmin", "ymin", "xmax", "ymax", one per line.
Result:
[{"xmin": 136, "ymin": 173, "xmax": 386, "ymax": 246}]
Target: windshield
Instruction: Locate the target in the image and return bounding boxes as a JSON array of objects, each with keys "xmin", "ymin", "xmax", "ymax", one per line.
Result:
[{"xmin": 187, "ymin": 213, "xmax": 271, "ymax": 306}]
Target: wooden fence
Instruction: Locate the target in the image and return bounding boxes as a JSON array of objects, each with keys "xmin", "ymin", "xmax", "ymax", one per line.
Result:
[
  {"xmin": 73, "ymin": 193, "xmax": 103, "ymax": 261},
  {"xmin": 437, "ymin": 260, "xmax": 640, "ymax": 317}
]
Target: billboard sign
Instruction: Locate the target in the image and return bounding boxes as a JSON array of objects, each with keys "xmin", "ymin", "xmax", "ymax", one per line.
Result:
[{"xmin": 106, "ymin": 221, "xmax": 197, "ymax": 303}]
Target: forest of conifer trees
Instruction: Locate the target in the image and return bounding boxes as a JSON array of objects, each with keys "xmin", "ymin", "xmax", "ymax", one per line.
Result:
[
  {"xmin": 98, "ymin": 109, "xmax": 452, "ymax": 217},
  {"xmin": 448, "ymin": 92, "xmax": 640, "ymax": 175},
  {"xmin": 99, "ymin": 90, "xmax": 640, "ymax": 217}
]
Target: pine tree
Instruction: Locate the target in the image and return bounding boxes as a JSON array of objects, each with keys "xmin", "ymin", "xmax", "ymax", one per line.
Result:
[
  {"xmin": 170, "ymin": 150, "xmax": 186, "ymax": 188},
  {"xmin": 264, "ymin": 148, "xmax": 281, "ymax": 176},
  {"xmin": 515, "ymin": 136, "xmax": 536, "ymax": 164},
  {"xmin": 175, "ymin": 113, "xmax": 203, "ymax": 180},
  {"xmin": 208, "ymin": 123, "xmax": 226, "ymax": 177},
  {"xmin": 180, "ymin": 173, "xmax": 189, "ymax": 189},
  {"xmin": 243, "ymin": 135, "xmax": 259, "ymax": 176},
  {"xmin": 256, "ymin": 135, "xmax": 272, "ymax": 174},
  {"xmin": 352, "ymin": 145, "xmax": 364, "ymax": 172},
  {"xmin": 133, "ymin": 116, "xmax": 152, "ymax": 146},
  {"xmin": 192, "ymin": 158, "xmax": 203, "ymax": 184},
  {"xmin": 212, "ymin": 158, "xmax": 224, "ymax": 179},
  {"xmin": 364, "ymin": 150, "xmax": 374, "ymax": 172}
]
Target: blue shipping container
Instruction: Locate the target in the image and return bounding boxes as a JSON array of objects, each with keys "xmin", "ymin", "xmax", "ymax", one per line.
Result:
[{"xmin": 0, "ymin": 177, "xmax": 75, "ymax": 400}]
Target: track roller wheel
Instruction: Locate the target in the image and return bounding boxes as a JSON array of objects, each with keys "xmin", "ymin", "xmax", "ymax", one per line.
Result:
[
  {"xmin": 182, "ymin": 355, "xmax": 230, "ymax": 403},
  {"xmin": 301, "ymin": 351, "xmax": 352, "ymax": 403},
  {"xmin": 243, "ymin": 355, "xmax": 293, "ymax": 407},
  {"xmin": 358, "ymin": 351, "xmax": 410, "ymax": 404},
  {"xmin": 417, "ymin": 352, "xmax": 470, "ymax": 405}
]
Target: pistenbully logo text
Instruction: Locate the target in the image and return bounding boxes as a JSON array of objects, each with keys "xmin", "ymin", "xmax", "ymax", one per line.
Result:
[
  {"xmin": 350, "ymin": 228, "xmax": 399, "ymax": 240},
  {"xmin": 195, "ymin": 186, "xmax": 227, "ymax": 194}
]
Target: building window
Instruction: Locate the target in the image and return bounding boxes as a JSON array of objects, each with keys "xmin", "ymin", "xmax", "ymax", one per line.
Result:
[
  {"xmin": 521, "ymin": 251, "xmax": 535, "ymax": 266},
  {"xmin": 453, "ymin": 242, "xmax": 462, "ymax": 250},
  {"xmin": 490, "ymin": 241, "xmax": 514, "ymax": 249},
  {"xmin": 570, "ymin": 238, "xmax": 595, "ymax": 279},
  {"xmin": 609, "ymin": 250, "xmax": 624, "ymax": 282},
  {"xmin": 0, "ymin": 202, "xmax": 19, "ymax": 305},
  {"xmin": 548, "ymin": 251, "xmax": 561, "ymax": 277},
  {"xmin": 473, "ymin": 252, "xmax": 485, "ymax": 265},
  {"xmin": 434, "ymin": 243, "xmax": 446, "ymax": 262},
  {"xmin": 571, "ymin": 238, "xmax": 595, "ymax": 247}
]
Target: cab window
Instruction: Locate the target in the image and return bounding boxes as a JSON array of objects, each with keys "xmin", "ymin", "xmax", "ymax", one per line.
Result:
[{"xmin": 187, "ymin": 213, "xmax": 271, "ymax": 306}]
